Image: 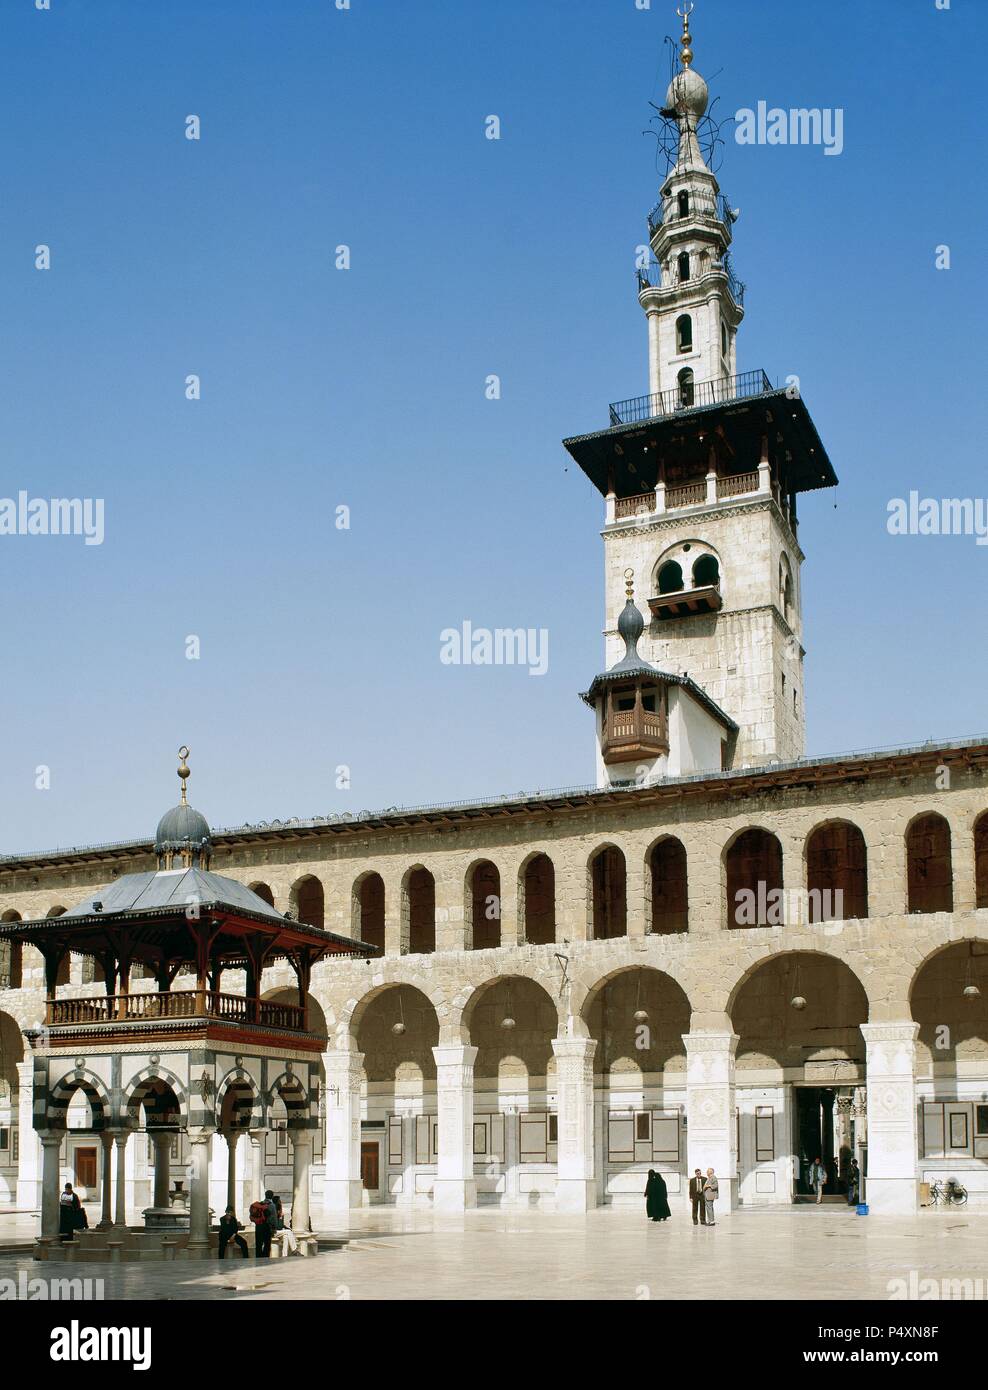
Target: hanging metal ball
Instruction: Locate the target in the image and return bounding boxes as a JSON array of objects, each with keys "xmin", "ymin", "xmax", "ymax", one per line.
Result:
[
  {"xmin": 790, "ymin": 995, "xmax": 807, "ymax": 1011},
  {"xmin": 633, "ymin": 1009, "xmax": 649, "ymax": 1023},
  {"xmin": 391, "ymin": 1021, "xmax": 406, "ymax": 1036},
  {"xmin": 963, "ymin": 983, "xmax": 981, "ymax": 999},
  {"xmin": 500, "ymin": 1016, "xmax": 516, "ymax": 1030}
]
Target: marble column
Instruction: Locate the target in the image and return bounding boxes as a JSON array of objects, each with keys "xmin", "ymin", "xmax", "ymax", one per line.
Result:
[
  {"xmin": 248, "ymin": 1128, "xmax": 267, "ymax": 1206},
  {"xmin": 291, "ymin": 1131, "xmax": 313, "ymax": 1231},
  {"xmin": 322, "ymin": 1049, "xmax": 363, "ymax": 1213},
  {"xmin": 186, "ymin": 1128, "xmax": 214, "ymax": 1256},
  {"xmin": 860, "ymin": 1022, "xmax": 919, "ymax": 1214},
  {"xmin": 113, "ymin": 1130, "xmax": 129, "ymax": 1227},
  {"xmin": 152, "ymin": 1131, "xmax": 171, "ymax": 1209},
  {"xmin": 97, "ymin": 1132, "xmax": 114, "ymax": 1229},
  {"xmin": 224, "ymin": 1131, "xmax": 239, "ymax": 1213},
  {"xmin": 552, "ymin": 1036, "xmax": 597, "ymax": 1212},
  {"xmin": 15, "ymin": 1060, "xmax": 40, "ymax": 1210},
  {"xmin": 683, "ymin": 1031, "xmax": 738, "ymax": 1213},
  {"xmin": 432, "ymin": 1044, "xmax": 478, "ymax": 1211},
  {"xmin": 39, "ymin": 1133, "xmax": 63, "ymax": 1239}
]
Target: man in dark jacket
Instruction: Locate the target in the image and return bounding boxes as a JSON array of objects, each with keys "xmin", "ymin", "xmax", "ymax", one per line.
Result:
[
  {"xmin": 218, "ymin": 1207, "xmax": 248, "ymax": 1259},
  {"xmin": 254, "ymin": 1190, "xmax": 278, "ymax": 1258},
  {"xmin": 689, "ymin": 1169, "xmax": 707, "ymax": 1225}
]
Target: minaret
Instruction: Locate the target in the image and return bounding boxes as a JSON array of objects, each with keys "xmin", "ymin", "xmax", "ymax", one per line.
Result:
[
  {"xmin": 565, "ymin": 3, "xmax": 838, "ymax": 774},
  {"xmin": 639, "ymin": 3, "xmax": 742, "ymax": 400}
]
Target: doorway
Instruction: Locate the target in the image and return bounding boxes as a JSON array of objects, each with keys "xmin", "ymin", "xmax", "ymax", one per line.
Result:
[
  {"xmin": 360, "ymin": 1142, "xmax": 380, "ymax": 1192},
  {"xmin": 75, "ymin": 1146, "xmax": 98, "ymax": 1192},
  {"xmin": 793, "ymin": 1087, "xmax": 844, "ymax": 1200}
]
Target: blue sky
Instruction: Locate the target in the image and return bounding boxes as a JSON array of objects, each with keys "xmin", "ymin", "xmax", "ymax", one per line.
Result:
[{"xmin": 0, "ymin": 0, "xmax": 985, "ymax": 852}]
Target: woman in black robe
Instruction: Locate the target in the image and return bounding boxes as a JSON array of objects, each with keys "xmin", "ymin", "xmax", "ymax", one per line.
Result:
[{"xmin": 644, "ymin": 1169, "xmax": 671, "ymax": 1222}]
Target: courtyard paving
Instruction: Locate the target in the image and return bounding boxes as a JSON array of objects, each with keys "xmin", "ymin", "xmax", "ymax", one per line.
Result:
[{"xmin": 1, "ymin": 1205, "xmax": 985, "ymax": 1300}]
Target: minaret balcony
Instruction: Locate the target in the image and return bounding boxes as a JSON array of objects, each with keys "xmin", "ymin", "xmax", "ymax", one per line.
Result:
[
  {"xmin": 647, "ymin": 190, "xmax": 735, "ymax": 243},
  {"xmin": 609, "ymin": 367, "xmax": 769, "ymax": 427},
  {"xmin": 601, "ymin": 707, "xmax": 669, "ymax": 766},
  {"xmin": 648, "ymin": 584, "xmax": 722, "ymax": 621},
  {"xmin": 636, "ymin": 254, "xmax": 745, "ymax": 309}
]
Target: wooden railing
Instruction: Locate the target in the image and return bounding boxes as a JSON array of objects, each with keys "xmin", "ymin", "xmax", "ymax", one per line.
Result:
[
  {"xmin": 615, "ymin": 491, "xmax": 656, "ymax": 519},
  {"xmin": 47, "ymin": 991, "xmax": 305, "ymax": 1032},
  {"xmin": 716, "ymin": 470, "xmax": 760, "ymax": 500},
  {"xmin": 666, "ymin": 481, "xmax": 706, "ymax": 509}
]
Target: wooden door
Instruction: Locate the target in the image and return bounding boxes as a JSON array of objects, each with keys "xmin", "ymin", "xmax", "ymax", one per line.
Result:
[
  {"xmin": 360, "ymin": 1142, "xmax": 379, "ymax": 1190},
  {"xmin": 75, "ymin": 1147, "xmax": 98, "ymax": 1189}
]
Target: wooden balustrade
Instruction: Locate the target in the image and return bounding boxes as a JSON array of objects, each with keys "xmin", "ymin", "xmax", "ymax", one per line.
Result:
[
  {"xmin": 615, "ymin": 491, "xmax": 656, "ymax": 519},
  {"xmin": 716, "ymin": 470, "xmax": 759, "ymax": 500},
  {"xmin": 47, "ymin": 989, "xmax": 306, "ymax": 1032},
  {"xmin": 666, "ymin": 481, "xmax": 706, "ymax": 509}
]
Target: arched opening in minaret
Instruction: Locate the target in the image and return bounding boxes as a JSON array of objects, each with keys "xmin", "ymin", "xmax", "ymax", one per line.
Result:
[
  {"xmin": 291, "ymin": 875, "xmax": 325, "ymax": 930},
  {"xmin": 589, "ymin": 845, "xmax": 627, "ymax": 939},
  {"xmin": 725, "ymin": 828, "xmax": 784, "ymax": 927},
  {"xmin": 676, "ymin": 367, "xmax": 694, "ymax": 407},
  {"xmin": 779, "ymin": 556, "xmax": 794, "ymax": 624},
  {"xmin": 805, "ymin": 822, "xmax": 868, "ymax": 922},
  {"xmin": 677, "ymin": 190, "xmax": 689, "ymax": 218},
  {"xmin": 906, "ymin": 814, "xmax": 953, "ymax": 915},
  {"xmin": 647, "ymin": 837, "xmax": 688, "ymax": 934},
  {"xmin": 520, "ymin": 853, "xmax": 555, "ymax": 945},
  {"xmin": 692, "ymin": 553, "xmax": 719, "ymax": 588},
  {"xmin": 352, "ymin": 871, "xmax": 385, "ymax": 954},
  {"xmin": 403, "ymin": 866, "xmax": 436, "ymax": 955},
  {"xmin": 676, "ymin": 314, "xmax": 692, "ymax": 353},
  {"xmin": 467, "ymin": 860, "xmax": 501, "ymax": 950},
  {"xmin": 657, "ymin": 560, "xmax": 684, "ymax": 594},
  {"xmin": 677, "ymin": 252, "xmax": 690, "ymax": 283}
]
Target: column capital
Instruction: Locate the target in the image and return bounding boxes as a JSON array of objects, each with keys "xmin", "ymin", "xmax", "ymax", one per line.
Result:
[
  {"xmin": 860, "ymin": 1021, "xmax": 919, "ymax": 1046},
  {"xmin": 682, "ymin": 1030, "xmax": 739, "ymax": 1055},
  {"xmin": 432, "ymin": 1043, "xmax": 478, "ymax": 1071},
  {"xmin": 37, "ymin": 1131, "xmax": 63, "ymax": 1147},
  {"xmin": 551, "ymin": 1036, "xmax": 596, "ymax": 1062},
  {"xmin": 187, "ymin": 1125, "xmax": 217, "ymax": 1145}
]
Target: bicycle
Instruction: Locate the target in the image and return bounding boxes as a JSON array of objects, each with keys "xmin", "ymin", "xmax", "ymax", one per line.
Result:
[{"xmin": 929, "ymin": 1178, "xmax": 968, "ymax": 1206}]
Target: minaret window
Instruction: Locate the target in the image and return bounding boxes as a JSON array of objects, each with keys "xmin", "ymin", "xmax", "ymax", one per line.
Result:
[
  {"xmin": 677, "ymin": 190, "xmax": 689, "ymax": 217},
  {"xmin": 692, "ymin": 553, "xmax": 719, "ymax": 587},
  {"xmin": 677, "ymin": 367, "xmax": 694, "ymax": 406},
  {"xmin": 676, "ymin": 314, "xmax": 693, "ymax": 353},
  {"xmin": 677, "ymin": 252, "xmax": 690, "ymax": 283},
  {"xmin": 658, "ymin": 559, "xmax": 684, "ymax": 594}
]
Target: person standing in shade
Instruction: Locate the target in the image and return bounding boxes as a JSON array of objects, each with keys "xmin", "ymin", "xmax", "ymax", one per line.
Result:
[
  {"xmin": 846, "ymin": 1158, "xmax": 860, "ymax": 1206},
  {"xmin": 689, "ymin": 1168, "xmax": 707, "ymax": 1225},
  {"xmin": 644, "ymin": 1169, "xmax": 671, "ymax": 1222},
  {"xmin": 808, "ymin": 1155, "xmax": 826, "ymax": 1204},
  {"xmin": 703, "ymin": 1167, "xmax": 719, "ymax": 1226},
  {"xmin": 58, "ymin": 1183, "xmax": 82, "ymax": 1243}
]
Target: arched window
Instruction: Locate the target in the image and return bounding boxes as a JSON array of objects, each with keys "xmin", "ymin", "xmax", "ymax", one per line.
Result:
[
  {"xmin": 725, "ymin": 829, "xmax": 783, "ymax": 927},
  {"xmin": 692, "ymin": 553, "xmax": 719, "ymax": 587},
  {"xmin": 976, "ymin": 813, "xmax": 988, "ymax": 909},
  {"xmin": 355, "ymin": 872, "xmax": 385, "ymax": 954},
  {"xmin": 657, "ymin": 560, "xmax": 684, "ymax": 594},
  {"xmin": 721, "ymin": 320, "xmax": 728, "ymax": 357},
  {"xmin": 677, "ymin": 252, "xmax": 690, "ymax": 283},
  {"xmin": 677, "ymin": 366, "xmax": 694, "ymax": 407},
  {"xmin": 405, "ymin": 867, "xmax": 436, "ymax": 954},
  {"xmin": 806, "ymin": 822, "xmax": 868, "ymax": 922},
  {"xmin": 249, "ymin": 882, "xmax": 275, "ymax": 908},
  {"xmin": 779, "ymin": 556, "xmax": 794, "ymax": 624},
  {"xmin": 676, "ymin": 314, "xmax": 692, "ymax": 353},
  {"xmin": 677, "ymin": 190, "xmax": 689, "ymax": 218},
  {"xmin": 522, "ymin": 854, "xmax": 555, "ymax": 944},
  {"xmin": 906, "ymin": 814, "xmax": 953, "ymax": 914},
  {"xmin": 649, "ymin": 838, "xmax": 688, "ymax": 934},
  {"xmin": 590, "ymin": 846, "xmax": 627, "ymax": 939},
  {"xmin": 293, "ymin": 876, "xmax": 324, "ymax": 930},
  {"xmin": 469, "ymin": 861, "xmax": 501, "ymax": 950},
  {"xmin": 0, "ymin": 912, "xmax": 22, "ymax": 989}
]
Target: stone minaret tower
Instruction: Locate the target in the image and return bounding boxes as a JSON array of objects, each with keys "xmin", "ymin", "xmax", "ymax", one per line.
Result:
[{"xmin": 564, "ymin": 6, "xmax": 838, "ymax": 776}]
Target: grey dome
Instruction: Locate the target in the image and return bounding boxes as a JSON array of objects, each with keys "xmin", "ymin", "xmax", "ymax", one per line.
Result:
[
  {"xmin": 665, "ymin": 67, "xmax": 708, "ymax": 120},
  {"xmin": 154, "ymin": 802, "xmax": 211, "ymax": 859}
]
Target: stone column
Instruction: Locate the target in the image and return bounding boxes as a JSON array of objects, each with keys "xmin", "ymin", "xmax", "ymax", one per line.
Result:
[
  {"xmin": 503, "ymin": 1107, "xmax": 520, "ymax": 1206},
  {"xmin": 552, "ymin": 1036, "xmax": 597, "ymax": 1212},
  {"xmin": 291, "ymin": 1130, "xmax": 313, "ymax": 1231},
  {"xmin": 113, "ymin": 1130, "xmax": 129, "ymax": 1227},
  {"xmin": 498, "ymin": 864, "xmax": 521, "ymax": 948},
  {"xmin": 684, "ymin": 1031, "xmax": 738, "ymax": 1213},
  {"xmin": 224, "ymin": 1131, "xmax": 238, "ymax": 1213},
  {"xmin": 248, "ymin": 1128, "xmax": 267, "ymax": 1205},
  {"xmin": 758, "ymin": 436, "xmax": 771, "ymax": 494},
  {"xmin": 860, "ymin": 1022, "xmax": 919, "ymax": 1214},
  {"xmin": 646, "ymin": 306, "xmax": 661, "ymax": 397},
  {"xmin": 151, "ymin": 1132, "xmax": 171, "ymax": 1209},
  {"xmin": 16, "ymin": 1060, "xmax": 40, "ymax": 1210},
  {"xmin": 97, "ymin": 1132, "xmax": 114, "ymax": 1229},
  {"xmin": 432, "ymin": 1044, "xmax": 478, "ymax": 1211},
  {"xmin": 383, "ymin": 868, "xmax": 405, "ymax": 957},
  {"xmin": 322, "ymin": 1049, "xmax": 364, "ymax": 1214},
  {"xmin": 186, "ymin": 1128, "xmax": 214, "ymax": 1256},
  {"xmin": 39, "ymin": 1133, "xmax": 63, "ymax": 1239}
]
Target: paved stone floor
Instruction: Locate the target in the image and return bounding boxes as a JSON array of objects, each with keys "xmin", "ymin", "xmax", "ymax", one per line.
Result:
[{"xmin": 2, "ymin": 1205, "xmax": 985, "ymax": 1300}]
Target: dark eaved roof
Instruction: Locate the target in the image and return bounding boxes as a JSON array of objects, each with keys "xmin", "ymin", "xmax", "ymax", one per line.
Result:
[
  {"xmin": 63, "ymin": 868, "xmax": 282, "ymax": 921},
  {"xmin": 580, "ymin": 666, "xmax": 737, "ymax": 732}
]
